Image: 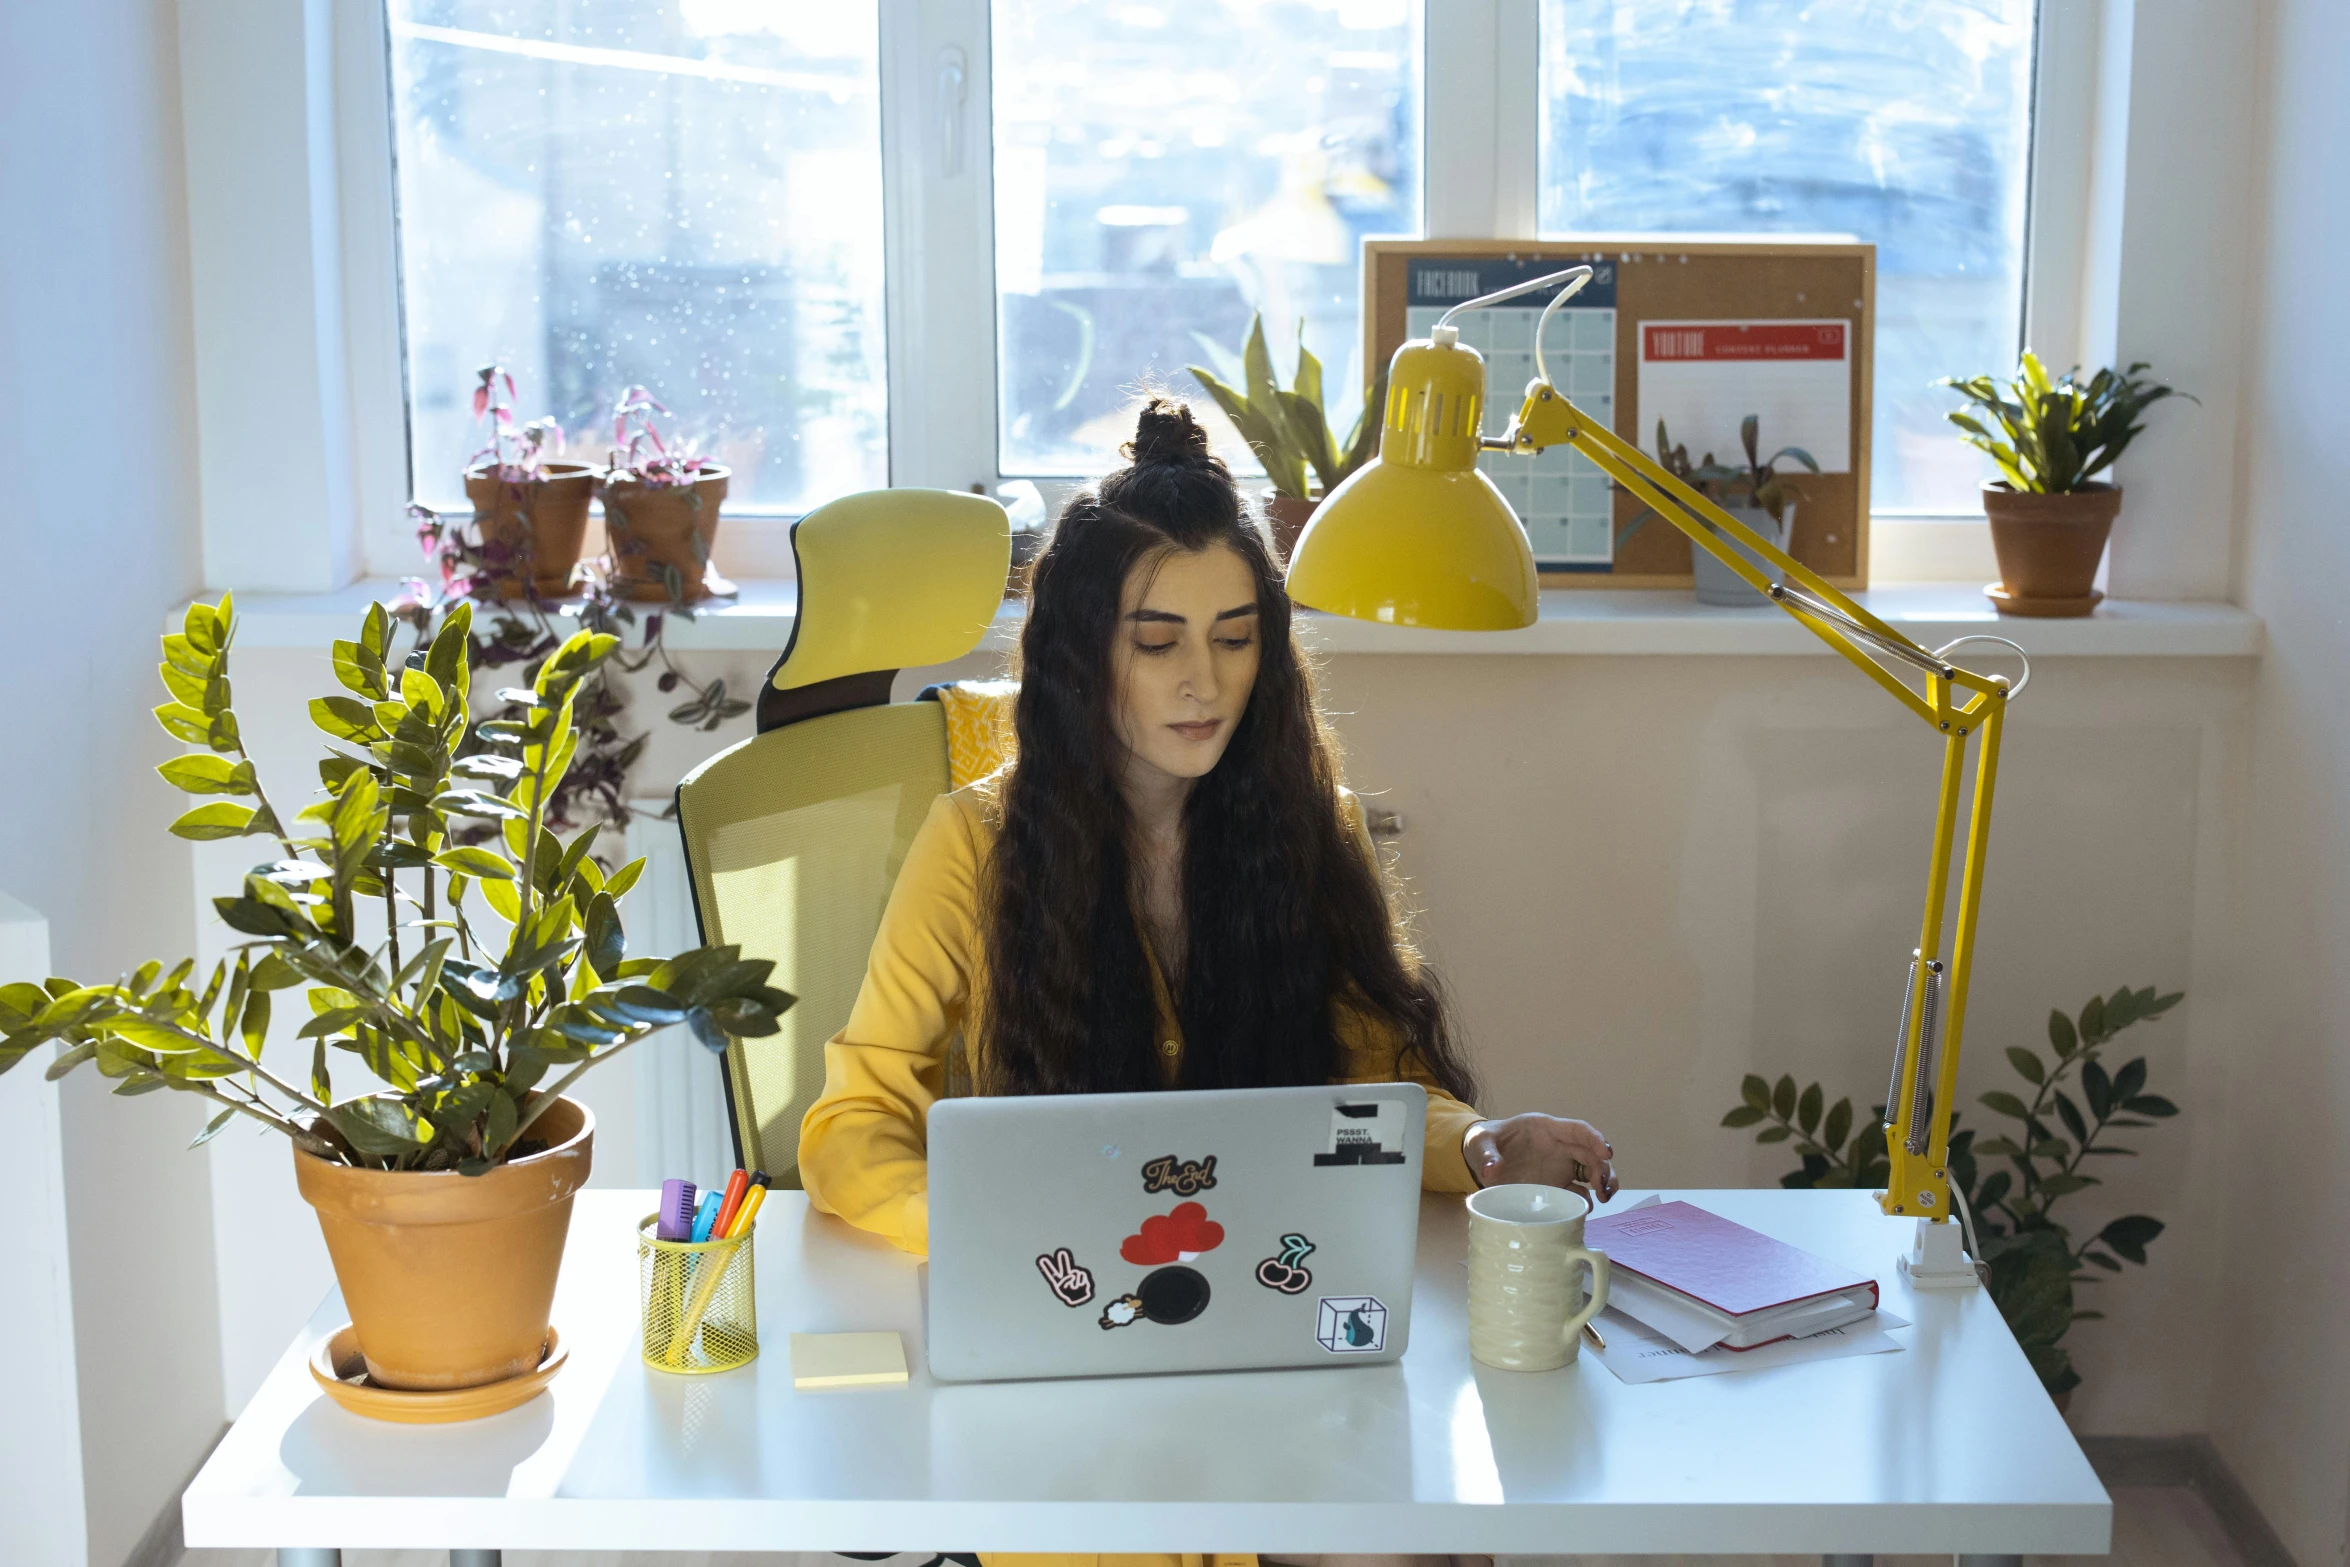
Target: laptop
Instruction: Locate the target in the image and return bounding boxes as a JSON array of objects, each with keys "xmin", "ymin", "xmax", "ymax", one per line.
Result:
[{"xmin": 925, "ymin": 1082, "xmax": 1427, "ymax": 1382}]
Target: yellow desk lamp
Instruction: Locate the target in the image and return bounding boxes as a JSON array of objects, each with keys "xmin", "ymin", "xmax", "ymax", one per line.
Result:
[{"xmin": 1288, "ymin": 266, "xmax": 2029, "ymax": 1287}]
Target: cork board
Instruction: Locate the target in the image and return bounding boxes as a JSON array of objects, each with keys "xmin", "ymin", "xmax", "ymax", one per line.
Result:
[{"xmin": 1365, "ymin": 237, "xmax": 1874, "ymax": 589}]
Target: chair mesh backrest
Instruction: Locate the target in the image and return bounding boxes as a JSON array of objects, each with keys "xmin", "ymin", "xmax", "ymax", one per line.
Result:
[{"xmin": 674, "ymin": 701, "xmax": 950, "ymax": 1186}]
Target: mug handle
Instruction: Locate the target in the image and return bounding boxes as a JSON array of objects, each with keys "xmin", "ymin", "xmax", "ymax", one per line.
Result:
[{"xmin": 1560, "ymin": 1245, "xmax": 1611, "ymax": 1346}]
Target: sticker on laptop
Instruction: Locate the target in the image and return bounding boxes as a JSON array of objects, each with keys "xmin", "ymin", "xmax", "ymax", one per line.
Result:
[
  {"xmin": 1034, "ymin": 1247, "xmax": 1096, "ymax": 1307},
  {"xmin": 1140, "ymin": 1154, "xmax": 1218, "ymax": 1196},
  {"xmin": 1254, "ymin": 1233, "xmax": 1316, "ymax": 1294},
  {"xmin": 1098, "ymin": 1265, "xmax": 1211, "ymax": 1329},
  {"xmin": 1316, "ymin": 1295, "xmax": 1389, "ymax": 1354},
  {"xmin": 1120, "ymin": 1200, "xmax": 1224, "ymax": 1264},
  {"xmin": 1314, "ymin": 1100, "xmax": 1407, "ymax": 1166}
]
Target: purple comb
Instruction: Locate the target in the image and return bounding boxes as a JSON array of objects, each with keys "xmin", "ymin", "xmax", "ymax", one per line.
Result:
[{"xmin": 657, "ymin": 1179, "xmax": 698, "ymax": 1241}]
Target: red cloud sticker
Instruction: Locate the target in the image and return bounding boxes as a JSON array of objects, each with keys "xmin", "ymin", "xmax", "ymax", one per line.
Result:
[{"xmin": 1121, "ymin": 1201, "xmax": 1225, "ymax": 1265}]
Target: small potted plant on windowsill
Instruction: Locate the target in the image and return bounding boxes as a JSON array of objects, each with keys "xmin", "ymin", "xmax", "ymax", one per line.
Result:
[
  {"xmin": 0, "ymin": 596, "xmax": 792, "ymax": 1405},
  {"xmin": 1939, "ymin": 353, "xmax": 2189, "ymax": 617},
  {"xmin": 464, "ymin": 365, "xmax": 596, "ymax": 600},
  {"xmin": 1189, "ymin": 315, "xmax": 1385, "ymax": 563},
  {"xmin": 1631, "ymin": 416, "xmax": 1818, "ymax": 606},
  {"xmin": 597, "ymin": 386, "xmax": 733, "ymax": 604}
]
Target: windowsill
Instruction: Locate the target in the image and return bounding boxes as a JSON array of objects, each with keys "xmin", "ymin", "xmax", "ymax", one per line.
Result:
[{"xmin": 210, "ymin": 579, "xmax": 2262, "ymax": 659}]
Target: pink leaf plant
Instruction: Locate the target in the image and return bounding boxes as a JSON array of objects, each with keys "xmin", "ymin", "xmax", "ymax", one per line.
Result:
[
  {"xmin": 468, "ymin": 364, "xmax": 563, "ymax": 483},
  {"xmin": 607, "ymin": 385, "xmax": 710, "ymax": 488}
]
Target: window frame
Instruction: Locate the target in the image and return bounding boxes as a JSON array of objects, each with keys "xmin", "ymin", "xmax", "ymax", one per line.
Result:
[{"xmin": 243, "ymin": 0, "xmax": 2088, "ymax": 584}]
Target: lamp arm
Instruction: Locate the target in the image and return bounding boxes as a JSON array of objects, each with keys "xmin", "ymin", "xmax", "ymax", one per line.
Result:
[{"xmin": 1497, "ymin": 381, "xmax": 2021, "ymax": 1228}]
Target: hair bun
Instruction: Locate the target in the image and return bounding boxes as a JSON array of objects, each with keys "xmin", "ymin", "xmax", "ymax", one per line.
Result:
[{"xmin": 1125, "ymin": 397, "xmax": 1214, "ymax": 466}]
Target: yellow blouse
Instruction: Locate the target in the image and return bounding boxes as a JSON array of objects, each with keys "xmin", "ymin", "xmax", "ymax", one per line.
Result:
[{"xmin": 799, "ymin": 781, "xmax": 1484, "ymax": 1253}]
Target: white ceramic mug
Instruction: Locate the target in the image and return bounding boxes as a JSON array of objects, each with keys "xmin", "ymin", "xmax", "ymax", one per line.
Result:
[{"xmin": 1465, "ymin": 1183, "xmax": 1612, "ymax": 1371}]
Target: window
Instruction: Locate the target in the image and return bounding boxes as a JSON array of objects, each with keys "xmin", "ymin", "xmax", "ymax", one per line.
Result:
[
  {"xmin": 386, "ymin": 1, "xmax": 888, "ymax": 515},
  {"xmin": 1537, "ymin": 0, "xmax": 2037, "ymax": 514},
  {"xmin": 991, "ymin": 0, "xmax": 1421, "ymax": 477}
]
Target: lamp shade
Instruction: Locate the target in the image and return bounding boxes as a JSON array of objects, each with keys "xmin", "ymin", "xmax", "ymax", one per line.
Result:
[{"xmin": 1284, "ymin": 336, "xmax": 1538, "ymax": 630}]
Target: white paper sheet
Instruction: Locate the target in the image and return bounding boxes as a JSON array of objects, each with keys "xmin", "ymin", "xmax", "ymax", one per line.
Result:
[
  {"xmin": 1636, "ymin": 319, "xmax": 1852, "ymax": 473},
  {"xmin": 1588, "ymin": 1304, "xmax": 1909, "ymax": 1384}
]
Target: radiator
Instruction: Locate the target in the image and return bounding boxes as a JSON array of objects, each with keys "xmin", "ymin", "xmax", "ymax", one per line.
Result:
[{"xmin": 622, "ymin": 802, "xmax": 739, "ymax": 1193}]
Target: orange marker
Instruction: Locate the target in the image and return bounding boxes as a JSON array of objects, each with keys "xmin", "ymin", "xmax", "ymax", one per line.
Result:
[
  {"xmin": 711, "ymin": 1169, "xmax": 751, "ymax": 1238},
  {"xmin": 725, "ymin": 1184, "xmax": 767, "ymax": 1240}
]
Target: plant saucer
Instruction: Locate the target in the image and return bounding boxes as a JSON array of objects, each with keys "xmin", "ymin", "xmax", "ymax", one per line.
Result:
[
  {"xmin": 308, "ymin": 1324, "xmax": 566, "ymax": 1424},
  {"xmin": 1985, "ymin": 583, "xmax": 2103, "ymax": 618}
]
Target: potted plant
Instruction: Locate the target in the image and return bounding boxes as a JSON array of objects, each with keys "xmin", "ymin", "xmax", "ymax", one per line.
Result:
[
  {"xmin": 464, "ymin": 365, "xmax": 596, "ymax": 600},
  {"xmin": 0, "ymin": 595, "xmax": 793, "ymax": 1397},
  {"xmin": 1940, "ymin": 354, "xmax": 2189, "ymax": 616},
  {"xmin": 1721, "ymin": 984, "xmax": 2181, "ymax": 1400},
  {"xmin": 598, "ymin": 386, "xmax": 733, "ymax": 603},
  {"xmin": 1189, "ymin": 315, "xmax": 1386, "ymax": 562},
  {"xmin": 1633, "ymin": 416, "xmax": 1818, "ymax": 606}
]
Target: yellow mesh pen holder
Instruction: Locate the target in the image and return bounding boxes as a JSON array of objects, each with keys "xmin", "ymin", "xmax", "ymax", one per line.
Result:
[{"xmin": 638, "ymin": 1213, "xmax": 758, "ymax": 1374}]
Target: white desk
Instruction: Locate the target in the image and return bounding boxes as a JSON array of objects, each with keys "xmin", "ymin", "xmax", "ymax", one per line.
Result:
[{"xmin": 183, "ymin": 1188, "xmax": 2109, "ymax": 1563}]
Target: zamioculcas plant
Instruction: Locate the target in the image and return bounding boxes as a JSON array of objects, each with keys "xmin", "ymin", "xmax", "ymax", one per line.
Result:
[
  {"xmin": 1188, "ymin": 314, "xmax": 1387, "ymax": 502},
  {"xmin": 0, "ymin": 594, "xmax": 794, "ymax": 1173},
  {"xmin": 1722, "ymin": 984, "xmax": 2180, "ymax": 1396}
]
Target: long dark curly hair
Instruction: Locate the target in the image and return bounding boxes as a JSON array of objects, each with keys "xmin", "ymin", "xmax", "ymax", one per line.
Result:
[{"xmin": 978, "ymin": 397, "xmax": 1478, "ymax": 1106}]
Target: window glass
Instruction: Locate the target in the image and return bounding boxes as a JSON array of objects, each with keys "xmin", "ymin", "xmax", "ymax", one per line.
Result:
[
  {"xmin": 387, "ymin": 1, "xmax": 886, "ymax": 513},
  {"xmin": 993, "ymin": 0, "xmax": 1421, "ymax": 477},
  {"xmin": 1538, "ymin": 1, "xmax": 2035, "ymax": 513}
]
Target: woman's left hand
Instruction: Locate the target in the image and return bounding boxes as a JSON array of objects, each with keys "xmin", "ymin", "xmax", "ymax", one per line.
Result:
[{"xmin": 1463, "ymin": 1114, "xmax": 1619, "ymax": 1201}]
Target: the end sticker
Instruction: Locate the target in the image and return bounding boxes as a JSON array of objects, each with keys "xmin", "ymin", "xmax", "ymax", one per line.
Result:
[
  {"xmin": 1140, "ymin": 1154, "xmax": 1217, "ymax": 1195},
  {"xmin": 1316, "ymin": 1295, "xmax": 1389, "ymax": 1353},
  {"xmin": 1315, "ymin": 1101, "xmax": 1406, "ymax": 1166}
]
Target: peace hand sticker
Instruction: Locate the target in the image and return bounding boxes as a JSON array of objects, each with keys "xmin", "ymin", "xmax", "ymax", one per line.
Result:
[{"xmin": 1034, "ymin": 1247, "xmax": 1095, "ymax": 1307}]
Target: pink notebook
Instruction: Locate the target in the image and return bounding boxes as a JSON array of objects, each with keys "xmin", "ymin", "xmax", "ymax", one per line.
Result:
[{"xmin": 1586, "ymin": 1200, "xmax": 1878, "ymax": 1318}]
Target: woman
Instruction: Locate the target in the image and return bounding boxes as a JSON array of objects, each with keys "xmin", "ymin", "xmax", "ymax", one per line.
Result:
[{"xmin": 800, "ymin": 398, "xmax": 1617, "ymax": 1249}]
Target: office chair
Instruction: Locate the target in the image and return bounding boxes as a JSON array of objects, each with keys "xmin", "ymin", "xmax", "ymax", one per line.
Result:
[{"xmin": 674, "ymin": 488, "xmax": 1013, "ymax": 1186}]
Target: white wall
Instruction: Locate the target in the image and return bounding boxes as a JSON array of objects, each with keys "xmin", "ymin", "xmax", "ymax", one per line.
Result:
[
  {"xmin": 2209, "ymin": 0, "xmax": 2350, "ymax": 1561},
  {"xmin": 0, "ymin": 3, "xmax": 221, "ymax": 1564}
]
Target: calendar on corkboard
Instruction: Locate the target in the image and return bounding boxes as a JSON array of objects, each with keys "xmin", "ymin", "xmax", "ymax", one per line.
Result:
[{"xmin": 1363, "ymin": 237, "xmax": 1874, "ymax": 589}]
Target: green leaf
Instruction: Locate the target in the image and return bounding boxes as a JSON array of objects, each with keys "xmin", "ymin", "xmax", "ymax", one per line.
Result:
[
  {"xmin": 170, "ymin": 802, "xmax": 261, "ymax": 841},
  {"xmin": 2054, "ymin": 1090, "xmax": 2089, "ymax": 1144},
  {"xmin": 584, "ymin": 892, "xmax": 624, "ymax": 976},
  {"xmin": 2047, "ymin": 1011, "xmax": 2079, "ymax": 1059},
  {"xmin": 1771, "ymin": 1074, "xmax": 1796, "ymax": 1121},
  {"xmin": 2078, "ymin": 993, "xmax": 2106, "ymax": 1044},
  {"xmin": 2038, "ymin": 1173, "xmax": 2096, "ymax": 1198},
  {"xmin": 1796, "ymin": 1082, "xmax": 1822, "ymax": 1136},
  {"xmin": 1822, "ymin": 1097, "xmax": 1852, "ymax": 1153},
  {"xmin": 1979, "ymin": 1089, "xmax": 2033, "ymax": 1120},
  {"xmin": 238, "ymin": 988, "xmax": 270, "ymax": 1059},
  {"xmin": 2005, "ymin": 1047, "xmax": 2046, "ymax": 1085},
  {"xmin": 2112, "ymin": 1057, "xmax": 2147, "ymax": 1102},
  {"xmin": 189, "ymin": 1106, "xmax": 239, "ymax": 1149},
  {"xmin": 157, "ymin": 754, "xmax": 255, "ymax": 796},
  {"xmin": 2082, "ymin": 1058, "xmax": 2113, "ymax": 1119},
  {"xmin": 434, "ymin": 847, "xmax": 516, "ymax": 881},
  {"xmin": 2121, "ymin": 1094, "xmax": 2179, "ymax": 1117},
  {"xmin": 2098, "ymin": 1214, "xmax": 2163, "ymax": 1263},
  {"xmin": 1721, "ymin": 1104, "xmax": 1768, "ymax": 1128},
  {"xmin": 1739, "ymin": 1072, "xmax": 1771, "ymax": 1111},
  {"xmin": 310, "ymin": 695, "xmax": 378, "ymax": 742},
  {"xmin": 602, "ymin": 858, "xmax": 646, "ymax": 902},
  {"xmin": 1755, "ymin": 1125, "xmax": 1793, "ymax": 1143},
  {"xmin": 325, "ymin": 1095, "xmax": 432, "ymax": 1157}
]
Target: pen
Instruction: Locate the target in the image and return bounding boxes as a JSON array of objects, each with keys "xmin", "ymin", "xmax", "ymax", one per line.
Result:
[
  {"xmin": 725, "ymin": 1183, "xmax": 767, "ymax": 1240},
  {"xmin": 712, "ymin": 1169, "xmax": 751, "ymax": 1238},
  {"xmin": 1584, "ymin": 1321, "xmax": 1607, "ymax": 1351}
]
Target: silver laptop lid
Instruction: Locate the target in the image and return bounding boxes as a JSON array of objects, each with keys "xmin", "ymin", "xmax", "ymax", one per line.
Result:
[{"xmin": 926, "ymin": 1082, "xmax": 1426, "ymax": 1382}]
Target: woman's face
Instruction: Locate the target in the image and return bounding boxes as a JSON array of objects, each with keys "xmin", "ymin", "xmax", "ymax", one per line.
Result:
[{"xmin": 1110, "ymin": 543, "xmax": 1263, "ymax": 787}]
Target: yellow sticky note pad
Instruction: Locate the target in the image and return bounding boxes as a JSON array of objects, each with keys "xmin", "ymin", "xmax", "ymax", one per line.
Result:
[{"xmin": 789, "ymin": 1331, "xmax": 908, "ymax": 1389}]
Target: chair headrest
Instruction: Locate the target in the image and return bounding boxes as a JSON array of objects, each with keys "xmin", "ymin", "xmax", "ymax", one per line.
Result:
[{"xmin": 771, "ymin": 489, "xmax": 1011, "ymax": 693}]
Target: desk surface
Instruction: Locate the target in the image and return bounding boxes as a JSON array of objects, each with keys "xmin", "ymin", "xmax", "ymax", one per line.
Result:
[{"xmin": 182, "ymin": 1188, "xmax": 2109, "ymax": 1556}]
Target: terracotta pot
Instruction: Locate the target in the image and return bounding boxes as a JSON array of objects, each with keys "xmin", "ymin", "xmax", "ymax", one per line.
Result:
[
  {"xmin": 1983, "ymin": 482, "xmax": 2121, "ymax": 614},
  {"xmin": 601, "ymin": 467, "xmax": 730, "ymax": 602},
  {"xmin": 293, "ymin": 1097, "xmax": 593, "ymax": 1391},
  {"xmin": 464, "ymin": 462, "xmax": 597, "ymax": 599},
  {"xmin": 1262, "ymin": 489, "xmax": 1321, "ymax": 564}
]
